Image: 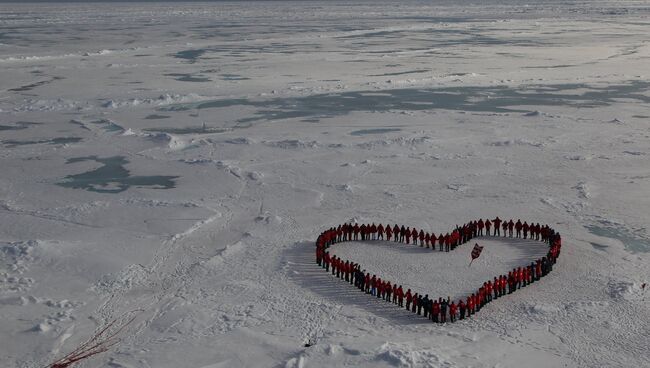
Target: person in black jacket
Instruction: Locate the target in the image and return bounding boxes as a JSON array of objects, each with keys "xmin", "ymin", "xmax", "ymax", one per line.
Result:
[
  {"xmin": 440, "ymin": 298, "xmax": 448, "ymax": 323},
  {"xmin": 422, "ymin": 295, "xmax": 430, "ymax": 318}
]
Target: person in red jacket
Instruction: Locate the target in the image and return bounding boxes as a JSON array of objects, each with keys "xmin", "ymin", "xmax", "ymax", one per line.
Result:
[
  {"xmin": 430, "ymin": 233, "xmax": 437, "ymax": 250},
  {"xmin": 515, "ymin": 219, "xmax": 522, "ymax": 238},
  {"xmin": 412, "ymin": 228, "xmax": 418, "ymax": 245},
  {"xmin": 450, "ymin": 230, "xmax": 458, "ymax": 249},
  {"xmin": 523, "ymin": 221, "xmax": 529, "ymax": 239},
  {"xmin": 377, "ymin": 278, "xmax": 383, "ymax": 298},
  {"xmin": 377, "ymin": 223, "xmax": 384, "ymax": 240},
  {"xmin": 364, "ymin": 273, "xmax": 370, "ymax": 293},
  {"xmin": 477, "ymin": 219, "xmax": 485, "ymax": 236},
  {"xmin": 386, "ymin": 224, "xmax": 393, "ymax": 241},
  {"xmin": 392, "ymin": 283, "xmax": 398, "ymax": 303},
  {"xmin": 405, "ymin": 289, "xmax": 413, "ymax": 310},
  {"xmin": 397, "ymin": 286, "xmax": 404, "ymax": 307},
  {"xmin": 467, "ymin": 295, "xmax": 474, "ymax": 316},
  {"xmin": 394, "ymin": 225, "xmax": 400, "ymax": 242},
  {"xmin": 507, "ymin": 219, "xmax": 514, "ymax": 237},
  {"xmin": 449, "ymin": 301, "xmax": 457, "ymax": 322},
  {"xmin": 432, "ymin": 300, "xmax": 440, "ymax": 323},
  {"xmin": 425, "ymin": 232, "xmax": 431, "ymax": 248},
  {"xmin": 493, "ymin": 217, "xmax": 502, "ymax": 236},
  {"xmin": 419, "ymin": 229, "xmax": 425, "ymax": 247},
  {"xmin": 485, "ymin": 219, "xmax": 492, "ymax": 236},
  {"xmin": 385, "ymin": 281, "xmax": 392, "ymax": 301},
  {"xmin": 412, "ymin": 293, "xmax": 418, "ymax": 313},
  {"xmin": 486, "ymin": 280, "xmax": 493, "ymax": 302},
  {"xmin": 322, "ymin": 251, "xmax": 328, "ymax": 271},
  {"xmin": 445, "ymin": 233, "xmax": 451, "ymax": 252},
  {"xmin": 405, "ymin": 227, "xmax": 412, "ymax": 244}
]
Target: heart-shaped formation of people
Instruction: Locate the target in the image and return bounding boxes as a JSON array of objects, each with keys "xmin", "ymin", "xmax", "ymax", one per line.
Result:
[{"xmin": 315, "ymin": 218, "xmax": 562, "ymax": 323}]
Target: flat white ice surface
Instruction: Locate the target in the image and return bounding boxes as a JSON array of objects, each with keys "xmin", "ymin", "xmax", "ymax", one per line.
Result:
[
  {"xmin": 331, "ymin": 236, "xmax": 548, "ymax": 300},
  {"xmin": 1, "ymin": 1, "xmax": 650, "ymax": 367}
]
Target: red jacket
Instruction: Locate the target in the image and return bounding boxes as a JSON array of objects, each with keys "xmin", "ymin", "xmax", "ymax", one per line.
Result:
[{"xmin": 432, "ymin": 301, "xmax": 440, "ymax": 315}]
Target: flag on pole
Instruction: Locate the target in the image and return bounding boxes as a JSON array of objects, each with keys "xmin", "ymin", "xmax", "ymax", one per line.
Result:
[
  {"xmin": 469, "ymin": 243, "xmax": 484, "ymax": 267},
  {"xmin": 471, "ymin": 243, "xmax": 484, "ymax": 260}
]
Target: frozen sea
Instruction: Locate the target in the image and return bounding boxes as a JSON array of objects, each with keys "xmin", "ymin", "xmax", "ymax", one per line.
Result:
[{"xmin": 1, "ymin": 1, "xmax": 649, "ymax": 367}]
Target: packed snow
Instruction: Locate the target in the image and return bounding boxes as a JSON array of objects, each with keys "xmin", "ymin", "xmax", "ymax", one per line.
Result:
[{"xmin": 1, "ymin": 1, "xmax": 649, "ymax": 367}]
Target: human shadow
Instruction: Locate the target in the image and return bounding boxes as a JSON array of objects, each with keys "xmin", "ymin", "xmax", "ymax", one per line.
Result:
[{"xmin": 285, "ymin": 241, "xmax": 434, "ymax": 325}]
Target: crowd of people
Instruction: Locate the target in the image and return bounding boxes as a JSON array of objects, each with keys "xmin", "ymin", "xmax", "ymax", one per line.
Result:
[{"xmin": 314, "ymin": 217, "xmax": 562, "ymax": 323}]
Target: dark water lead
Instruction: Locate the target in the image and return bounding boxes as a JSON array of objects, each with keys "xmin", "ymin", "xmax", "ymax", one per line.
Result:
[
  {"xmin": 3, "ymin": 137, "xmax": 82, "ymax": 147},
  {"xmin": 145, "ymin": 114, "xmax": 171, "ymax": 120},
  {"xmin": 221, "ymin": 74, "xmax": 250, "ymax": 81},
  {"xmin": 57, "ymin": 156, "xmax": 178, "ymax": 194},
  {"xmin": 173, "ymin": 49, "xmax": 207, "ymax": 63},
  {"xmin": 350, "ymin": 128, "xmax": 402, "ymax": 136},
  {"xmin": 0, "ymin": 122, "xmax": 41, "ymax": 131},
  {"xmin": 91, "ymin": 119, "xmax": 124, "ymax": 132},
  {"xmin": 165, "ymin": 73, "xmax": 211, "ymax": 83},
  {"xmin": 585, "ymin": 225, "xmax": 650, "ymax": 253},
  {"xmin": 158, "ymin": 80, "xmax": 650, "ymax": 124}
]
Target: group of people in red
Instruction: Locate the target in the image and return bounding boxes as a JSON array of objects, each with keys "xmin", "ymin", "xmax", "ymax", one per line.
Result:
[{"xmin": 315, "ymin": 217, "xmax": 562, "ymax": 323}]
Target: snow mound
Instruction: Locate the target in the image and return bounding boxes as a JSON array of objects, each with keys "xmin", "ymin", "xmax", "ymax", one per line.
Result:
[
  {"xmin": 526, "ymin": 303, "xmax": 560, "ymax": 315},
  {"xmin": 1, "ymin": 240, "xmax": 39, "ymax": 292},
  {"xmin": 224, "ymin": 137, "xmax": 255, "ymax": 145},
  {"xmin": 205, "ymin": 242, "xmax": 245, "ymax": 268},
  {"xmin": 574, "ymin": 181, "xmax": 592, "ymax": 199},
  {"xmin": 102, "ymin": 93, "xmax": 203, "ymax": 109},
  {"xmin": 487, "ymin": 138, "xmax": 544, "ymax": 148},
  {"xmin": 357, "ymin": 136, "xmax": 433, "ymax": 149},
  {"xmin": 524, "ymin": 110, "xmax": 541, "ymax": 116},
  {"xmin": 30, "ymin": 323, "xmax": 51, "ymax": 333},
  {"xmin": 248, "ymin": 171, "xmax": 263, "ymax": 181},
  {"xmin": 447, "ymin": 183, "xmax": 469, "ymax": 192},
  {"xmin": 15, "ymin": 98, "xmax": 89, "ymax": 112},
  {"xmin": 264, "ymin": 140, "xmax": 319, "ymax": 149},
  {"xmin": 336, "ymin": 184, "xmax": 354, "ymax": 192},
  {"xmin": 375, "ymin": 343, "xmax": 451, "ymax": 368},
  {"xmin": 608, "ymin": 280, "xmax": 647, "ymax": 301}
]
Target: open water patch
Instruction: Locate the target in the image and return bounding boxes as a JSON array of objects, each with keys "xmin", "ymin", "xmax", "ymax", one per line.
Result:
[
  {"xmin": 173, "ymin": 49, "xmax": 207, "ymax": 63},
  {"xmin": 0, "ymin": 122, "xmax": 40, "ymax": 131},
  {"xmin": 221, "ymin": 74, "xmax": 250, "ymax": 81},
  {"xmin": 9, "ymin": 76, "xmax": 63, "ymax": 92},
  {"xmin": 57, "ymin": 156, "xmax": 178, "ymax": 194},
  {"xmin": 350, "ymin": 128, "xmax": 402, "ymax": 136},
  {"xmin": 157, "ymin": 80, "xmax": 650, "ymax": 123},
  {"xmin": 585, "ymin": 224, "xmax": 650, "ymax": 253},
  {"xmin": 165, "ymin": 73, "xmax": 211, "ymax": 83},
  {"xmin": 91, "ymin": 119, "xmax": 123, "ymax": 132},
  {"xmin": 145, "ymin": 114, "xmax": 171, "ymax": 120}
]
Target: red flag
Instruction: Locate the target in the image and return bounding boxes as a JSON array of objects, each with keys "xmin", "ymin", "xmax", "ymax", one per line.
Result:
[{"xmin": 471, "ymin": 243, "xmax": 484, "ymax": 260}]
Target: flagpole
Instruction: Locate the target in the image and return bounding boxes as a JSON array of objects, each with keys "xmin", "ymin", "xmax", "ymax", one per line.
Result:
[{"xmin": 468, "ymin": 259, "xmax": 474, "ymax": 267}]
